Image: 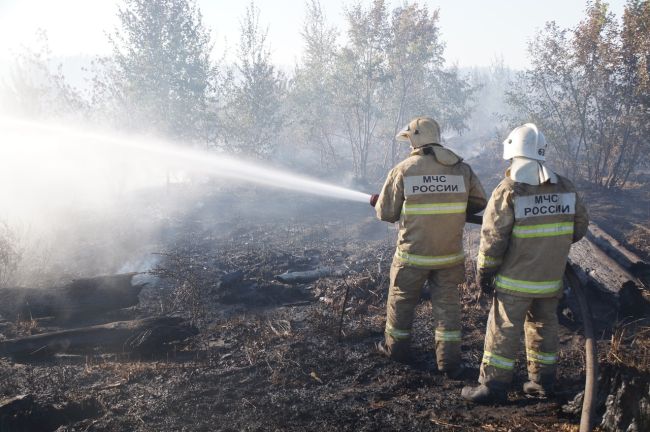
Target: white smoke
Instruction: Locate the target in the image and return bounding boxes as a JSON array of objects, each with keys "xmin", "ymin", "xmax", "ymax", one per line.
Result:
[{"xmin": 0, "ymin": 115, "xmax": 370, "ymax": 286}]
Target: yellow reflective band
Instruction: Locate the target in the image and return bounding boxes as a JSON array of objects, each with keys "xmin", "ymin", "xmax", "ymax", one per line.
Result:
[
  {"xmin": 385, "ymin": 323, "xmax": 411, "ymax": 341},
  {"xmin": 395, "ymin": 250, "xmax": 465, "ymax": 267},
  {"xmin": 526, "ymin": 349, "xmax": 557, "ymax": 365},
  {"xmin": 403, "ymin": 202, "xmax": 467, "ymax": 215},
  {"xmin": 435, "ymin": 329, "xmax": 461, "ymax": 342},
  {"xmin": 482, "ymin": 351, "xmax": 514, "ymax": 370},
  {"xmin": 477, "ymin": 252, "xmax": 502, "ymax": 269},
  {"xmin": 512, "ymin": 222, "xmax": 574, "ymax": 238},
  {"xmin": 495, "ymin": 275, "xmax": 562, "ymax": 295}
]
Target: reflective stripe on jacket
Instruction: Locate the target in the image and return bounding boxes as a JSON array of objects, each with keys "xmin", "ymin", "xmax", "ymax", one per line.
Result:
[
  {"xmin": 376, "ymin": 145, "xmax": 487, "ymax": 270},
  {"xmin": 477, "ymin": 174, "xmax": 589, "ymax": 298}
]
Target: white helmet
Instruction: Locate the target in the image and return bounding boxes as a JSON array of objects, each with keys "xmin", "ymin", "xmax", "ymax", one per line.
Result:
[{"xmin": 502, "ymin": 123, "xmax": 547, "ymax": 161}]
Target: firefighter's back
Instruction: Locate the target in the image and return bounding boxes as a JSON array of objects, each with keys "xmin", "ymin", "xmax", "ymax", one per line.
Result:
[
  {"xmin": 391, "ymin": 146, "xmax": 480, "ymax": 269},
  {"xmin": 493, "ymin": 174, "xmax": 585, "ymax": 297}
]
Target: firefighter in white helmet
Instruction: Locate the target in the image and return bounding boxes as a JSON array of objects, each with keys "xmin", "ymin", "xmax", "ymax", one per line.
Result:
[
  {"xmin": 461, "ymin": 123, "xmax": 589, "ymax": 403},
  {"xmin": 370, "ymin": 116, "xmax": 487, "ymax": 376}
]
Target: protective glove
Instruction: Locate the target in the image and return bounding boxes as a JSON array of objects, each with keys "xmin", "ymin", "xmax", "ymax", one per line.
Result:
[
  {"xmin": 369, "ymin": 194, "xmax": 379, "ymax": 207},
  {"xmin": 476, "ymin": 270, "xmax": 496, "ymax": 295}
]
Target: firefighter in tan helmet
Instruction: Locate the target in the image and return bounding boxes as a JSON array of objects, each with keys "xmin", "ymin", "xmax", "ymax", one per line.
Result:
[
  {"xmin": 461, "ymin": 123, "xmax": 589, "ymax": 403},
  {"xmin": 370, "ymin": 116, "xmax": 487, "ymax": 376}
]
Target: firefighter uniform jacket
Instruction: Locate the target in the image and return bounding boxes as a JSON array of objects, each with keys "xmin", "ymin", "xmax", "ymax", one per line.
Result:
[
  {"xmin": 376, "ymin": 145, "xmax": 487, "ymax": 269},
  {"xmin": 478, "ymin": 173, "xmax": 589, "ymax": 298}
]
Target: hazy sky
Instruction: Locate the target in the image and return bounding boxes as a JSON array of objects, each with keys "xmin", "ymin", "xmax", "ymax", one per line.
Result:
[{"xmin": 0, "ymin": 0, "xmax": 627, "ymax": 73}]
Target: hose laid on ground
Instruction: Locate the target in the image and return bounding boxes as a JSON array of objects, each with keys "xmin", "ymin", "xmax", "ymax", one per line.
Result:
[
  {"xmin": 465, "ymin": 214, "xmax": 597, "ymax": 430},
  {"xmin": 565, "ymin": 264, "xmax": 598, "ymax": 432}
]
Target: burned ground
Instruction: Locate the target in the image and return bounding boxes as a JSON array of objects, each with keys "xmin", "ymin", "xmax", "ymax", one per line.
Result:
[{"xmin": 0, "ymin": 182, "xmax": 648, "ymax": 431}]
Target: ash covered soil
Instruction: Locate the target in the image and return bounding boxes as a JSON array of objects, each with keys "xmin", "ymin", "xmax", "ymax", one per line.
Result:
[{"xmin": 0, "ymin": 185, "xmax": 646, "ymax": 431}]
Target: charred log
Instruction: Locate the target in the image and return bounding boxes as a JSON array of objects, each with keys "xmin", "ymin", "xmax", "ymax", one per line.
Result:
[
  {"xmin": 587, "ymin": 223, "xmax": 650, "ymax": 289},
  {"xmin": 567, "ymin": 237, "xmax": 650, "ymax": 329},
  {"xmin": 0, "ymin": 273, "xmax": 145, "ymax": 321},
  {"xmin": 0, "ymin": 317, "xmax": 197, "ymax": 360}
]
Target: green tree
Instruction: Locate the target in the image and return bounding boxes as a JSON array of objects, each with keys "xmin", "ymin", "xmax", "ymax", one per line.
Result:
[
  {"xmin": 385, "ymin": 2, "xmax": 476, "ymax": 163},
  {"xmin": 507, "ymin": 0, "xmax": 649, "ymax": 187},
  {"xmin": 609, "ymin": 0, "xmax": 650, "ymax": 186},
  {"xmin": 331, "ymin": 1, "xmax": 476, "ymax": 178},
  {"xmin": 506, "ymin": 21, "xmax": 578, "ymax": 174},
  {"xmin": 290, "ymin": 0, "xmax": 340, "ymax": 170},
  {"xmin": 221, "ymin": 1, "xmax": 287, "ymax": 157},
  {"xmin": 382, "ymin": 3, "xmax": 444, "ymax": 166},
  {"xmin": 101, "ymin": 0, "xmax": 218, "ymax": 144},
  {"xmin": 334, "ymin": 0, "xmax": 390, "ymax": 179}
]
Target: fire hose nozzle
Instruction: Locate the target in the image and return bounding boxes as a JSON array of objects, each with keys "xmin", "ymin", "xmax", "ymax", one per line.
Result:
[{"xmin": 369, "ymin": 194, "xmax": 379, "ymax": 207}]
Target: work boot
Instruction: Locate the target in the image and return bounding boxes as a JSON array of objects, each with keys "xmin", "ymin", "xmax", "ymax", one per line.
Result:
[
  {"xmin": 376, "ymin": 340, "xmax": 409, "ymax": 362},
  {"xmin": 461, "ymin": 383, "xmax": 508, "ymax": 404},
  {"xmin": 523, "ymin": 376, "xmax": 555, "ymax": 397}
]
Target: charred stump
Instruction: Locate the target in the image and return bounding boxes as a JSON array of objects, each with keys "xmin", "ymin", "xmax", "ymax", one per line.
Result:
[
  {"xmin": 564, "ymin": 365, "xmax": 650, "ymax": 432},
  {"xmin": 599, "ymin": 365, "xmax": 650, "ymax": 432}
]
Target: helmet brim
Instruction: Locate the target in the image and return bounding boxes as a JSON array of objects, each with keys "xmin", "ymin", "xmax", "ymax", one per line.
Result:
[{"xmin": 395, "ymin": 131, "xmax": 411, "ymax": 142}]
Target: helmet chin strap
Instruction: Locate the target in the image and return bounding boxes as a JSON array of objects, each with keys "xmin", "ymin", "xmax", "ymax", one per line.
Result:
[{"xmin": 508, "ymin": 157, "xmax": 557, "ymax": 185}]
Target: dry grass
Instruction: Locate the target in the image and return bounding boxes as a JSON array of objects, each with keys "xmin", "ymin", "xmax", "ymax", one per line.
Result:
[
  {"xmin": 607, "ymin": 320, "xmax": 650, "ymax": 372},
  {"xmin": 14, "ymin": 317, "xmax": 39, "ymax": 336},
  {"xmin": 83, "ymin": 359, "xmax": 177, "ymax": 384}
]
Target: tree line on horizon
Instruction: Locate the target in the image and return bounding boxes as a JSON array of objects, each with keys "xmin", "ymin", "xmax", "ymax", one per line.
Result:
[{"xmin": 1, "ymin": 0, "xmax": 648, "ymax": 188}]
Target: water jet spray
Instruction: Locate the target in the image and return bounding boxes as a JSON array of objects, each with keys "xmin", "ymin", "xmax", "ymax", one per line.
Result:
[{"xmin": 0, "ymin": 116, "xmax": 371, "ymax": 206}]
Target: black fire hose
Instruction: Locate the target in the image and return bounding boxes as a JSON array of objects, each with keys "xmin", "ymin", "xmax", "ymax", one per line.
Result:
[
  {"xmin": 565, "ymin": 264, "xmax": 598, "ymax": 432},
  {"xmin": 466, "ymin": 214, "xmax": 597, "ymax": 431}
]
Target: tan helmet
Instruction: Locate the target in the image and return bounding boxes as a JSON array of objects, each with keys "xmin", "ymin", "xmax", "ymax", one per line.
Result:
[
  {"xmin": 396, "ymin": 117, "xmax": 441, "ymax": 148},
  {"xmin": 502, "ymin": 123, "xmax": 547, "ymax": 161}
]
